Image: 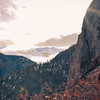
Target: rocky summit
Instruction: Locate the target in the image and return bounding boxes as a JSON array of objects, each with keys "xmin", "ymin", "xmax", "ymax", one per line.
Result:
[{"xmin": 69, "ymin": 0, "xmax": 100, "ymax": 80}]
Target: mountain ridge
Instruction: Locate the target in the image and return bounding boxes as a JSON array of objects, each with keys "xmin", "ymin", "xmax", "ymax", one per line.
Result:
[{"xmin": 0, "ymin": 53, "xmax": 37, "ymax": 76}]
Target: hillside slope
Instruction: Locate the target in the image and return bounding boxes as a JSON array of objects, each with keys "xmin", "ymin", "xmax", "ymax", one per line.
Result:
[
  {"xmin": 0, "ymin": 53, "xmax": 36, "ymax": 76},
  {"xmin": 0, "ymin": 45, "xmax": 76, "ymax": 99}
]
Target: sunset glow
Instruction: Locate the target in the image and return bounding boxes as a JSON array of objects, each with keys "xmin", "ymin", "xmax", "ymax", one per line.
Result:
[{"xmin": 0, "ymin": 0, "xmax": 92, "ymax": 62}]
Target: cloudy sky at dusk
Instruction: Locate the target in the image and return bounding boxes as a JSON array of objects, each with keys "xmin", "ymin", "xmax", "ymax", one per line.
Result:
[{"xmin": 0, "ymin": 0, "xmax": 92, "ymax": 62}]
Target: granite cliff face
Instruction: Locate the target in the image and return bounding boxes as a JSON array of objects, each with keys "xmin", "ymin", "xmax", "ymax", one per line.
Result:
[{"xmin": 69, "ymin": 0, "xmax": 100, "ymax": 80}]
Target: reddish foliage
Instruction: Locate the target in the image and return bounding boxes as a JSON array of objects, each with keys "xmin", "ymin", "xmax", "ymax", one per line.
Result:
[
  {"xmin": 19, "ymin": 68, "xmax": 100, "ymax": 100},
  {"xmin": 19, "ymin": 93, "xmax": 24, "ymax": 99},
  {"xmin": 74, "ymin": 91, "xmax": 80, "ymax": 97}
]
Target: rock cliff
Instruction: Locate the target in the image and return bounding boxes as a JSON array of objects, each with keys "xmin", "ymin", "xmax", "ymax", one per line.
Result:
[{"xmin": 69, "ymin": 0, "xmax": 100, "ymax": 80}]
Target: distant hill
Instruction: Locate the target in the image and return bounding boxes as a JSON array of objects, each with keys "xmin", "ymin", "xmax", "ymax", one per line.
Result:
[{"xmin": 0, "ymin": 53, "xmax": 37, "ymax": 76}]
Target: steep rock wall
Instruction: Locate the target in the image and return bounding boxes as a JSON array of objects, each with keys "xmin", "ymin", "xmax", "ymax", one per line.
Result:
[{"xmin": 69, "ymin": 0, "xmax": 100, "ymax": 80}]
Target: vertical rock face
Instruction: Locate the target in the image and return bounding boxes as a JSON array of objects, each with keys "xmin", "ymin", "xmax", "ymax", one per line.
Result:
[{"xmin": 69, "ymin": 0, "xmax": 100, "ymax": 80}]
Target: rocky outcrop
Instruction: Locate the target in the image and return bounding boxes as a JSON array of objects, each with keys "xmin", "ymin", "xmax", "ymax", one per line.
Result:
[{"xmin": 69, "ymin": 0, "xmax": 100, "ymax": 80}]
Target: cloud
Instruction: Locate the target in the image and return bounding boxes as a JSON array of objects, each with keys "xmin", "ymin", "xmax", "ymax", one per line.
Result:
[
  {"xmin": 0, "ymin": 0, "xmax": 16, "ymax": 22},
  {"xmin": 0, "ymin": 26, "xmax": 4, "ymax": 30},
  {"xmin": 0, "ymin": 40, "xmax": 14, "ymax": 49},
  {"xmin": 3, "ymin": 47, "xmax": 63, "ymax": 58},
  {"xmin": 35, "ymin": 33, "xmax": 78, "ymax": 47}
]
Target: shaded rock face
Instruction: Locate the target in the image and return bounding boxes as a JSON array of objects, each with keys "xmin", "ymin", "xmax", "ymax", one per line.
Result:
[{"xmin": 69, "ymin": 0, "xmax": 100, "ymax": 80}]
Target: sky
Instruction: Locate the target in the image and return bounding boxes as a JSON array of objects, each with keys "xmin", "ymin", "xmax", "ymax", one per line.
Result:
[{"xmin": 0, "ymin": 0, "xmax": 92, "ymax": 62}]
